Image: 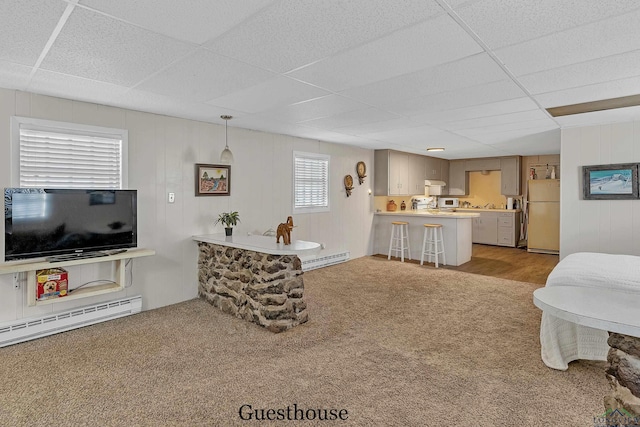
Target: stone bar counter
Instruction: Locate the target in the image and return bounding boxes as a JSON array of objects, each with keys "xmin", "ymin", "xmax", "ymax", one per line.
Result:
[{"xmin": 193, "ymin": 234, "xmax": 320, "ymax": 332}]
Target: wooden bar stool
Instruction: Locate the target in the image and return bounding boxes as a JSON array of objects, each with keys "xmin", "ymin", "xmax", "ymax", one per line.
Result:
[
  {"xmin": 388, "ymin": 221, "xmax": 411, "ymax": 262},
  {"xmin": 420, "ymin": 223, "xmax": 446, "ymax": 268}
]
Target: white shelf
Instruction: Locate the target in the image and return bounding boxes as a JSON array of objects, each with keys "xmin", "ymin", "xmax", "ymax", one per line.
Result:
[{"xmin": 0, "ymin": 248, "xmax": 155, "ymax": 307}]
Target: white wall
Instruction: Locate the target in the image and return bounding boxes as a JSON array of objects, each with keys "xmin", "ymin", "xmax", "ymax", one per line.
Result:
[
  {"xmin": 560, "ymin": 121, "xmax": 640, "ymax": 259},
  {"xmin": 0, "ymin": 88, "xmax": 375, "ymax": 323}
]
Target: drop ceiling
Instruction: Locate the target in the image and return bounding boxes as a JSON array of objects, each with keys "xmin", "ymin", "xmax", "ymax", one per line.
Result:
[{"xmin": 2, "ymin": 0, "xmax": 640, "ymax": 159}]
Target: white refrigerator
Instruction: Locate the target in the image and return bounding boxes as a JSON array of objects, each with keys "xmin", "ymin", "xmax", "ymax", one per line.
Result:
[{"xmin": 527, "ymin": 179, "xmax": 560, "ymax": 254}]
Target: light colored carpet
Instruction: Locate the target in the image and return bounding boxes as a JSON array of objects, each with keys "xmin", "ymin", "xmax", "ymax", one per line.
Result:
[{"xmin": 0, "ymin": 256, "xmax": 606, "ymax": 426}]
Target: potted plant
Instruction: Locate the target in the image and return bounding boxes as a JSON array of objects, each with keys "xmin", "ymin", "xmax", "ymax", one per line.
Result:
[{"xmin": 215, "ymin": 211, "xmax": 240, "ymax": 236}]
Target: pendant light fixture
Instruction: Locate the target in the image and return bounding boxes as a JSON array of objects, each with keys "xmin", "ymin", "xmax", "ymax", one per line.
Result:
[{"xmin": 219, "ymin": 115, "xmax": 234, "ymax": 164}]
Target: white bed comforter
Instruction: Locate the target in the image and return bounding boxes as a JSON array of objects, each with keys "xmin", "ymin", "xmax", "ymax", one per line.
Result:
[{"xmin": 540, "ymin": 252, "xmax": 640, "ymax": 370}]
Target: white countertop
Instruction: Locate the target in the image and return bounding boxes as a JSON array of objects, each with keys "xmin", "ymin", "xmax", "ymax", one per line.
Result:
[
  {"xmin": 375, "ymin": 209, "xmax": 479, "ymax": 218},
  {"xmin": 457, "ymin": 208, "xmax": 522, "ymax": 213},
  {"xmin": 193, "ymin": 233, "xmax": 321, "ymax": 256},
  {"xmin": 533, "ymin": 286, "xmax": 640, "ymax": 337}
]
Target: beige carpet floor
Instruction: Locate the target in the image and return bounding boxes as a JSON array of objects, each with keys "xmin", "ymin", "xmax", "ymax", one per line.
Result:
[{"xmin": 0, "ymin": 256, "xmax": 607, "ymax": 426}]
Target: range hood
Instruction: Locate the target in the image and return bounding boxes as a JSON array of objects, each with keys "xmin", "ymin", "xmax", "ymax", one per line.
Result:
[{"xmin": 424, "ymin": 180, "xmax": 447, "ymax": 187}]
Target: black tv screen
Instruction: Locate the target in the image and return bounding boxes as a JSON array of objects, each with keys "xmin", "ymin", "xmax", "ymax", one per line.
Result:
[{"xmin": 4, "ymin": 188, "xmax": 137, "ymax": 261}]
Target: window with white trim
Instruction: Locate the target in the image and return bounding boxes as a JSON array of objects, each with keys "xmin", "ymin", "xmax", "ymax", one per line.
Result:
[
  {"xmin": 11, "ymin": 117, "xmax": 128, "ymax": 189},
  {"xmin": 293, "ymin": 151, "xmax": 330, "ymax": 213}
]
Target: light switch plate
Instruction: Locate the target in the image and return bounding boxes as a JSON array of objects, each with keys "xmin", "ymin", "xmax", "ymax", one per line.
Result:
[{"xmin": 168, "ymin": 192, "xmax": 175, "ymax": 203}]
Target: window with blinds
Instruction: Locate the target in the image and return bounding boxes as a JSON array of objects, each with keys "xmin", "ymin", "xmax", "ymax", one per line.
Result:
[
  {"xmin": 12, "ymin": 117, "xmax": 127, "ymax": 189},
  {"xmin": 293, "ymin": 152, "xmax": 330, "ymax": 213}
]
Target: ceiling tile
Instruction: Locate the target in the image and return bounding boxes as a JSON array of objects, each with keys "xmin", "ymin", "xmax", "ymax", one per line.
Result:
[
  {"xmin": 0, "ymin": 0, "xmax": 68, "ymax": 66},
  {"xmin": 553, "ymin": 105, "xmax": 640, "ymax": 128},
  {"xmin": 494, "ymin": 9, "xmax": 640, "ymax": 76},
  {"xmin": 287, "ymin": 14, "xmax": 482, "ymax": 92},
  {"xmin": 461, "ymin": 123, "xmax": 560, "ymax": 144},
  {"xmin": 486, "ymin": 129, "xmax": 561, "ymax": 155},
  {"xmin": 454, "ymin": 0, "xmax": 640, "ymax": 49},
  {"xmin": 411, "ymin": 97, "xmax": 541, "ymax": 124},
  {"xmin": 0, "ymin": 60, "xmax": 32, "ymax": 90},
  {"xmin": 29, "ymin": 69, "xmax": 129, "ymax": 103},
  {"xmin": 331, "ymin": 117, "xmax": 423, "ymax": 136},
  {"xmin": 112, "ymin": 89, "xmax": 245, "ymax": 122},
  {"xmin": 339, "ymin": 53, "xmax": 508, "ymax": 107},
  {"xmin": 136, "ymin": 48, "xmax": 276, "ymax": 102},
  {"xmin": 533, "ymin": 75, "xmax": 640, "ymax": 108},
  {"xmin": 205, "ymin": 0, "xmax": 444, "ymax": 73},
  {"xmin": 79, "ymin": 0, "xmax": 275, "ymax": 44},
  {"xmin": 388, "ymin": 79, "xmax": 527, "ymax": 117},
  {"xmin": 41, "ymin": 7, "xmax": 194, "ymax": 87},
  {"xmin": 205, "ymin": 76, "xmax": 330, "ymax": 114},
  {"xmin": 255, "ymin": 95, "xmax": 370, "ymax": 123},
  {"xmin": 519, "ymin": 50, "xmax": 640, "ymax": 95},
  {"xmin": 454, "ymin": 118, "xmax": 558, "ymax": 139},
  {"xmin": 440, "ymin": 109, "xmax": 552, "ymax": 131},
  {"xmin": 301, "ymin": 108, "xmax": 398, "ymax": 130}
]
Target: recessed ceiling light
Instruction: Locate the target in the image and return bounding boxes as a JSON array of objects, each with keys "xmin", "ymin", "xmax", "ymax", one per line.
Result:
[{"xmin": 426, "ymin": 147, "xmax": 444, "ymax": 152}]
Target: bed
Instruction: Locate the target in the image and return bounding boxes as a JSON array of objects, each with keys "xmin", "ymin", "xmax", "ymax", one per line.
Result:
[{"xmin": 539, "ymin": 252, "xmax": 640, "ymax": 370}]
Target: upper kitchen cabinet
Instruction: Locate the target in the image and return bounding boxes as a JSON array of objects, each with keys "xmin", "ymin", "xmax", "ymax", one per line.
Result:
[
  {"xmin": 375, "ymin": 150, "xmax": 408, "ymax": 196},
  {"xmin": 374, "ymin": 150, "xmax": 445, "ymax": 196},
  {"xmin": 425, "ymin": 156, "xmax": 446, "ymax": 181},
  {"xmin": 500, "ymin": 156, "xmax": 521, "ymax": 196},
  {"xmin": 408, "ymin": 154, "xmax": 427, "ymax": 195},
  {"xmin": 448, "ymin": 160, "xmax": 468, "ymax": 195}
]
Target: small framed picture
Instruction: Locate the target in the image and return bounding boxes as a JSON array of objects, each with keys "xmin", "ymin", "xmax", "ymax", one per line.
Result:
[
  {"xmin": 195, "ymin": 164, "xmax": 230, "ymax": 196},
  {"xmin": 582, "ymin": 163, "xmax": 639, "ymax": 200}
]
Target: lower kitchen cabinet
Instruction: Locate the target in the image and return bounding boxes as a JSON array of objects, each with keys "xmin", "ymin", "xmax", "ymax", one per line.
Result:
[
  {"xmin": 471, "ymin": 211, "xmax": 521, "ymax": 247},
  {"xmin": 472, "ymin": 212, "xmax": 498, "ymax": 245}
]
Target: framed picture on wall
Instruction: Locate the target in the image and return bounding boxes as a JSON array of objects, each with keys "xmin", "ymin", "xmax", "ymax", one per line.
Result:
[
  {"xmin": 582, "ymin": 163, "xmax": 639, "ymax": 200},
  {"xmin": 195, "ymin": 164, "xmax": 231, "ymax": 196}
]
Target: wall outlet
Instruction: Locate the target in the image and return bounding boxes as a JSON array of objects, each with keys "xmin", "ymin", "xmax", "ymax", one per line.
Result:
[
  {"xmin": 320, "ymin": 243, "xmax": 326, "ymax": 249},
  {"xmin": 168, "ymin": 192, "xmax": 175, "ymax": 203}
]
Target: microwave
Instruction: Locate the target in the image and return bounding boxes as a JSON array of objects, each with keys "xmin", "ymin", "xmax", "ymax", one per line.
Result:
[{"xmin": 438, "ymin": 197, "xmax": 459, "ymax": 208}]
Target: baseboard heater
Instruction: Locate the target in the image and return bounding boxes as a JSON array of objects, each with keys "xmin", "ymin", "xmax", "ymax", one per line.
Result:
[
  {"xmin": 0, "ymin": 295, "xmax": 142, "ymax": 348},
  {"xmin": 301, "ymin": 251, "xmax": 350, "ymax": 271}
]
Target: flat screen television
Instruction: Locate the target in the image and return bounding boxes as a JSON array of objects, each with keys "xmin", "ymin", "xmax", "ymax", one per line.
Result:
[{"xmin": 4, "ymin": 188, "xmax": 137, "ymax": 261}]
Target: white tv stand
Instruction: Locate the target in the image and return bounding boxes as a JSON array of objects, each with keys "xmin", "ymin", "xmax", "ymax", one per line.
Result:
[{"xmin": 0, "ymin": 248, "xmax": 155, "ymax": 307}]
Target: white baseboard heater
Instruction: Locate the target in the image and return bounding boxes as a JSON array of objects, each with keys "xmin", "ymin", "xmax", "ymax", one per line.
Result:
[
  {"xmin": 301, "ymin": 251, "xmax": 350, "ymax": 271},
  {"xmin": 0, "ymin": 295, "xmax": 142, "ymax": 348}
]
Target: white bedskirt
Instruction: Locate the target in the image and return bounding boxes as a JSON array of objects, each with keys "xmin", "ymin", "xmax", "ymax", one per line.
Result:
[{"xmin": 540, "ymin": 252, "xmax": 640, "ymax": 370}]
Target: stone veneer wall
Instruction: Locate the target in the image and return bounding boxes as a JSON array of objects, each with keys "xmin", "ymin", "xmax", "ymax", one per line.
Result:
[
  {"xmin": 605, "ymin": 333, "xmax": 640, "ymax": 416},
  {"xmin": 197, "ymin": 242, "xmax": 308, "ymax": 332}
]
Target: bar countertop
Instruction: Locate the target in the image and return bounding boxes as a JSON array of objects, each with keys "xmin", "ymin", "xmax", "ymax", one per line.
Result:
[{"xmin": 193, "ymin": 233, "xmax": 321, "ymax": 256}]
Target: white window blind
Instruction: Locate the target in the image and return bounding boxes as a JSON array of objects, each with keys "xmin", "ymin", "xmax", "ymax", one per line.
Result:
[
  {"xmin": 12, "ymin": 117, "xmax": 127, "ymax": 189},
  {"xmin": 293, "ymin": 152, "xmax": 329, "ymax": 213}
]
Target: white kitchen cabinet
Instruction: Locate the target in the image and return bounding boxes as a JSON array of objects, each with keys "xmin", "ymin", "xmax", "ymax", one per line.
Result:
[
  {"xmin": 500, "ymin": 156, "xmax": 521, "ymax": 196},
  {"xmin": 389, "ymin": 151, "xmax": 409, "ymax": 195},
  {"xmin": 374, "ymin": 150, "xmax": 409, "ymax": 196},
  {"xmin": 497, "ymin": 212, "xmax": 521, "ymax": 247},
  {"xmin": 425, "ymin": 156, "xmax": 440, "ymax": 180},
  {"xmin": 448, "ymin": 160, "xmax": 468, "ymax": 195},
  {"xmin": 440, "ymin": 160, "xmax": 449, "ymax": 194},
  {"xmin": 408, "ymin": 154, "xmax": 427, "ymax": 194},
  {"xmin": 375, "ymin": 150, "xmax": 443, "ymax": 196},
  {"xmin": 472, "ymin": 212, "xmax": 498, "ymax": 245}
]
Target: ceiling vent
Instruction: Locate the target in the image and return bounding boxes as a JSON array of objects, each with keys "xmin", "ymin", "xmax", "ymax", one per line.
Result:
[{"xmin": 546, "ymin": 94, "xmax": 640, "ymax": 117}]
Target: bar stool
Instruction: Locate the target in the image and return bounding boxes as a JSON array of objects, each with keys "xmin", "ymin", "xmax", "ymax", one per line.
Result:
[
  {"xmin": 420, "ymin": 224, "xmax": 446, "ymax": 268},
  {"xmin": 388, "ymin": 221, "xmax": 411, "ymax": 262}
]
